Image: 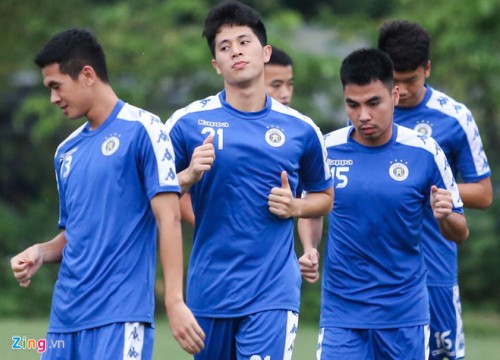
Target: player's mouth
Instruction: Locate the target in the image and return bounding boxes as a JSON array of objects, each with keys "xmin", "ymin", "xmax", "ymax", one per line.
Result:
[
  {"xmin": 232, "ymin": 61, "xmax": 248, "ymax": 70},
  {"xmin": 360, "ymin": 126, "xmax": 376, "ymax": 135}
]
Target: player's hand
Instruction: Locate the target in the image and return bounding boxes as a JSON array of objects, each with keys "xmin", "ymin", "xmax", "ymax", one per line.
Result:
[
  {"xmin": 167, "ymin": 301, "xmax": 205, "ymax": 355},
  {"xmin": 430, "ymin": 185, "xmax": 453, "ymax": 220},
  {"xmin": 185, "ymin": 134, "xmax": 215, "ymax": 185},
  {"xmin": 299, "ymin": 248, "xmax": 320, "ymax": 283},
  {"xmin": 10, "ymin": 245, "xmax": 43, "ymax": 288},
  {"xmin": 268, "ymin": 171, "xmax": 297, "ymax": 218}
]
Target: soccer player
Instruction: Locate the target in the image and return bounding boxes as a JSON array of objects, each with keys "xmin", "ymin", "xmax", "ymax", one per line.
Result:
[
  {"xmin": 9, "ymin": 28, "xmax": 204, "ymax": 359},
  {"xmin": 179, "ymin": 45, "xmax": 296, "ymax": 227},
  {"xmin": 301, "ymin": 48, "xmax": 469, "ymax": 360},
  {"xmin": 165, "ymin": 1, "xmax": 333, "ymax": 359},
  {"xmin": 378, "ymin": 20, "xmax": 492, "ymax": 360},
  {"xmin": 264, "ymin": 46, "xmax": 294, "ymax": 106}
]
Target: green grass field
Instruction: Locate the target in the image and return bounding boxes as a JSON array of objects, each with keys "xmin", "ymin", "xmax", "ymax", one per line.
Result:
[{"xmin": 2, "ymin": 311, "xmax": 499, "ymax": 359}]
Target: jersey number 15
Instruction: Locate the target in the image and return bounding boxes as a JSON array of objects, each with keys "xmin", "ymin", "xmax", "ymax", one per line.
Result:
[{"xmin": 331, "ymin": 166, "xmax": 349, "ymax": 188}]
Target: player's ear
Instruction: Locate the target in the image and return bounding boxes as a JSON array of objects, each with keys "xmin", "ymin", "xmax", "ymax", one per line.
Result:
[
  {"xmin": 211, "ymin": 59, "xmax": 222, "ymax": 76},
  {"xmin": 424, "ymin": 60, "xmax": 431, "ymax": 79},
  {"xmin": 80, "ymin": 65, "xmax": 97, "ymax": 86},
  {"xmin": 263, "ymin": 45, "xmax": 272, "ymax": 64},
  {"xmin": 392, "ymin": 85, "xmax": 400, "ymax": 106}
]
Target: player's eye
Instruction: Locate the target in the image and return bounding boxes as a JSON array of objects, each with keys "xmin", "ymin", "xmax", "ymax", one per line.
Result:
[{"xmin": 345, "ymin": 100, "xmax": 358, "ymax": 109}]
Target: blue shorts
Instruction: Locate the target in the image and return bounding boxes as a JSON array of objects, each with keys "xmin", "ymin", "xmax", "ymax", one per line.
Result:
[
  {"xmin": 41, "ymin": 322, "xmax": 154, "ymax": 360},
  {"xmin": 428, "ymin": 285, "xmax": 465, "ymax": 359},
  {"xmin": 317, "ymin": 325, "xmax": 429, "ymax": 360},
  {"xmin": 195, "ymin": 310, "xmax": 298, "ymax": 360}
]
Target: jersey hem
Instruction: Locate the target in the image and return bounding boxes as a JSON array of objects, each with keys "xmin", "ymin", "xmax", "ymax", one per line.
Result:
[
  {"xmin": 319, "ymin": 318, "xmax": 429, "ymax": 329},
  {"xmin": 48, "ymin": 317, "xmax": 154, "ymax": 333},
  {"xmin": 427, "ymin": 281, "xmax": 459, "ymax": 287},
  {"xmin": 191, "ymin": 304, "xmax": 300, "ymax": 318}
]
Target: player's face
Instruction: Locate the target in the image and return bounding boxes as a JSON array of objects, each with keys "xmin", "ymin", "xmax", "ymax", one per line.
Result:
[
  {"xmin": 393, "ymin": 61, "xmax": 430, "ymax": 108},
  {"xmin": 211, "ymin": 25, "xmax": 271, "ymax": 88},
  {"xmin": 344, "ymin": 79, "xmax": 399, "ymax": 147},
  {"xmin": 264, "ymin": 64, "xmax": 294, "ymax": 105},
  {"xmin": 42, "ymin": 63, "xmax": 92, "ymax": 120}
]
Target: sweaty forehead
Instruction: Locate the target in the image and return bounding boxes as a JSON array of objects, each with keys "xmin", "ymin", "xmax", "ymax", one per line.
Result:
[
  {"xmin": 215, "ymin": 25, "xmax": 254, "ymax": 44},
  {"xmin": 42, "ymin": 63, "xmax": 77, "ymax": 88},
  {"xmin": 264, "ymin": 64, "xmax": 293, "ymax": 79},
  {"xmin": 42, "ymin": 63, "xmax": 63, "ymax": 86},
  {"xmin": 344, "ymin": 81, "xmax": 388, "ymax": 102}
]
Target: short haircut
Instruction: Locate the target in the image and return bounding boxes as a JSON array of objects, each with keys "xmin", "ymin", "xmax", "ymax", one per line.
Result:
[
  {"xmin": 34, "ymin": 28, "xmax": 109, "ymax": 83},
  {"xmin": 340, "ymin": 48, "xmax": 394, "ymax": 91},
  {"xmin": 202, "ymin": 0, "xmax": 267, "ymax": 58},
  {"xmin": 267, "ymin": 46, "xmax": 293, "ymax": 67},
  {"xmin": 378, "ymin": 20, "xmax": 431, "ymax": 72}
]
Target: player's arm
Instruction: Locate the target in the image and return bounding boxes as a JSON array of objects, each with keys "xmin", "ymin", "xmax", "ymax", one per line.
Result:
[
  {"xmin": 151, "ymin": 192, "xmax": 205, "ymax": 354},
  {"xmin": 458, "ymin": 177, "xmax": 493, "ymax": 209},
  {"xmin": 298, "ymin": 217, "xmax": 323, "ymax": 283},
  {"xmin": 430, "ymin": 185, "xmax": 469, "ymax": 244},
  {"xmin": 10, "ymin": 230, "xmax": 66, "ymax": 288},
  {"xmin": 177, "ymin": 135, "xmax": 215, "ymax": 195},
  {"xmin": 268, "ymin": 170, "xmax": 334, "ymax": 218},
  {"xmin": 179, "ymin": 193, "xmax": 195, "ymax": 226}
]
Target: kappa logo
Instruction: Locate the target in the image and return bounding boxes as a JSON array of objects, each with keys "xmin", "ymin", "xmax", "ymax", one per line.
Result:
[
  {"xmin": 102, "ymin": 134, "xmax": 121, "ymax": 156},
  {"xmin": 265, "ymin": 126, "xmax": 285, "ymax": 147},
  {"xmin": 389, "ymin": 159, "xmax": 409, "ymax": 181}
]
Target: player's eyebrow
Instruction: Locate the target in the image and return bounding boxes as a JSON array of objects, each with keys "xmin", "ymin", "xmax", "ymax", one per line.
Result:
[
  {"xmin": 216, "ymin": 33, "xmax": 252, "ymax": 48},
  {"xmin": 45, "ymin": 80, "xmax": 60, "ymax": 88}
]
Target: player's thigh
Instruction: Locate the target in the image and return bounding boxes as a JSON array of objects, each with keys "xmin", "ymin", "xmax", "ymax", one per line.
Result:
[
  {"xmin": 372, "ymin": 325, "xmax": 429, "ymax": 360},
  {"xmin": 41, "ymin": 322, "xmax": 153, "ymax": 360},
  {"xmin": 237, "ymin": 310, "xmax": 299, "ymax": 360},
  {"xmin": 194, "ymin": 317, "xmax": 237, "ymax": 360},
  {"xmin": 316, "ymin": 327, "xmax": 372, "ymax": 360},
  {"xmin": 428, "ymin": 285, "xmax": 465, "ymax": 360}
]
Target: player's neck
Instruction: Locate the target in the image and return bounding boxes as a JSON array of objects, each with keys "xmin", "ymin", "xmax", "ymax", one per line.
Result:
[
  {"xmin": 86, "ymin": 85, "xmax": 119, "ymax": 129},
  {"xmin": 224, "ymin": 81, "xmax": 267, "ymax": 112}
]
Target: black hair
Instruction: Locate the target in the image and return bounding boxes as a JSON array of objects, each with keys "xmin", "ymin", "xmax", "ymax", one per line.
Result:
[
  {"xmin": 202, "ymin": 0, "xmax": 267, "ymax": 58},
  {"xmin": 268, "ymin": 46, "xmax": 293, "ymax": 66},
  {"xmin": 378, "ymin": 20, "xmax": 431, "ymax": 72},
  {"xmin": 340, "ymin": 48, "xmax": 394, "ymax": 91},
  {"xmin": 34, "ymin": 28, "xmax": 109, "ymax": 82}
]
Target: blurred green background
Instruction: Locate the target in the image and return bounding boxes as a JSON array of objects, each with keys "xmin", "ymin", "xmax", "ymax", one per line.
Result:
[{"xmin": 1, "ymin": 0, "xmax": 499, "ymax": 357}]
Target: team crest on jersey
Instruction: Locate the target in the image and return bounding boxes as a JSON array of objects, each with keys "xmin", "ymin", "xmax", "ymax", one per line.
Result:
[
  {"xmin": 414, "ymin": 120, "xmax": 433, "ymax": 137},
  {"xmin": 102, "ymin": 134, "xmax": 121, "ymax": 156},
  {"xmin": 265, "ymin": 126, "xmax": 285, "ymax": 147},
  {"xmin": 389, "ymin": 160, "xmax": 409, "ymax": 181}
]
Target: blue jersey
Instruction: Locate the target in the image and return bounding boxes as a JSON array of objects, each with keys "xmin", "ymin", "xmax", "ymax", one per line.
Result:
[
  {"xmin": 394, "ymin": 86, "xmax": 490, "ymax": 286},
  {"xmin": 320, "ymin": 124, "xmax": 463, "ymax": 329},
  {"xmin": 166, "ymin": 90, "xmax": 332, "ymax": 317},
  {"xmin": 49, "ymin": 100, "xmax": 179, "ymax": 332}
]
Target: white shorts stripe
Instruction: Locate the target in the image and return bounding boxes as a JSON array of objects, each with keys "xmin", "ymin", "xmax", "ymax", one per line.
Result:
[
  {"xmin": 316, "ymin": 327, "xmax": 324, "ymax": 360},
  {"xmin": 454, "ymin": 285, "xmax": 465, "ymax": 358},
  {"xmin": 424, "ymin": 324, "xmax": 430, "ymax": 360},
  {"xmin": 283, "ymin": 311, "xmax": 299, "ymax": 360},
  {"xmin": 123, "ymin": 322, "xmax": 144, "ymax": 360}
]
